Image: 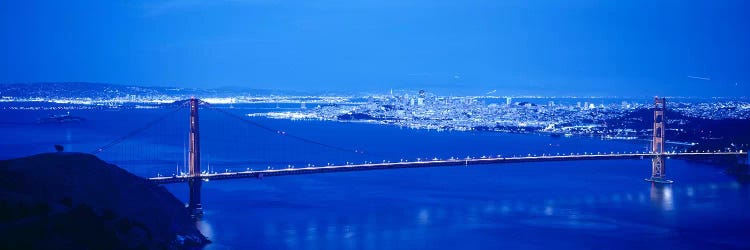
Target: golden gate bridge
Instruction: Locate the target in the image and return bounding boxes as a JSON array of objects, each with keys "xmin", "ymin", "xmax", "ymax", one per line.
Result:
[{"xmin": 91, "ymin": 97, "xmax": 748, "ymax": 216}]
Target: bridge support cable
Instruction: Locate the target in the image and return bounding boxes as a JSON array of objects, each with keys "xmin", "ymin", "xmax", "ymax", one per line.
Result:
[
  {"xmin": 91, "ymin": 103, "xmax": 188, "ymax": 155},
  {"xmin": 201, "ymin": 104, "xmax": 382, "ymax": 158}
]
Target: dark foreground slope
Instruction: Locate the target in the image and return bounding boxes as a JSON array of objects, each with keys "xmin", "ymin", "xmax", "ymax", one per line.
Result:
[{"xmin": 0, "ymin": 153, "xmax": 209, "ymax": 249}]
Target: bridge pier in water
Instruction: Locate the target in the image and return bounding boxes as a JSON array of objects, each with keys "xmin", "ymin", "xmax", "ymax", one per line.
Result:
[
  {"xmin": 647, "ymin": 97, "xmax": 673, "ymax": 184},
  {"xmin": 187, "ymin": 98, "xmax": 203, "ymax": 217},
  {"xmin": 726, "ymin": 152, "xmax": 749, "ymax": 176},
  {"xmin": 188, "ymin": 178, "xmax": 202, "ymax": 217}
]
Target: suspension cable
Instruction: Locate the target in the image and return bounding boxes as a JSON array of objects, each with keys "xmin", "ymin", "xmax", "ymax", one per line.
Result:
[
  {"xmin": 91, "ymin": 103, "xmax": 187, "ymax": 154},
  {"xmin": 202, "ymin": 104, "xmax": 375, "ymax": 157}
]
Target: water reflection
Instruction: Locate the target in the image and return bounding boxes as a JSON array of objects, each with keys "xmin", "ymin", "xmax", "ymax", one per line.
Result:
[
  {"xmin": 188, "ymin": 180, "xmax": 750, "ymax": 249},
  {"xmin": 649, "ymin": 183, "xmax": 674, "ymax": 211},
  {"xmin": 195, "ymin": 219, "xmax": 214, "ymax": 240},
  {"xmin": 417, "ymin": 208, "xmax": 430, "ymax": 225}
]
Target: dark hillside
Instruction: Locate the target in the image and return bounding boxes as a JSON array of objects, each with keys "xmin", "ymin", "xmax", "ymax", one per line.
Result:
[{"xmin": 0, "ymin": 153, "xmax": 208, "ymax": 249}]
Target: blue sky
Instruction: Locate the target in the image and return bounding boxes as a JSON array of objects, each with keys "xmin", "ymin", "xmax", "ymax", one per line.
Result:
[{"xmin": 1, "ymin": 0, "xmax": 748, "ymax": 96}]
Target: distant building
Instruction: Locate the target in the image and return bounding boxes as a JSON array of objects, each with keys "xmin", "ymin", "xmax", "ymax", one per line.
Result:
[{"xmin": 506, "ymin": 97, "xmax": 512, "ymax": 106}]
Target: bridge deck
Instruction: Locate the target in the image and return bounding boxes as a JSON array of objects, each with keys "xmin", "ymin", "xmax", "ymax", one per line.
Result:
[{"xmin": 149, "ymin": 152, "xmax": 747, "ymax": 184}]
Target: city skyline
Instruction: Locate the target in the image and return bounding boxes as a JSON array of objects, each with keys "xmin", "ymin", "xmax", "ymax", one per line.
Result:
[{"xmin": 2, "ymin": 1, "xmax": 749, "ymax": 96}]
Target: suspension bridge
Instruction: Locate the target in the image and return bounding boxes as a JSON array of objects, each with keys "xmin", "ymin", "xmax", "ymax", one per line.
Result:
[
  {"xmin": 92, "ymin": 97, "xmax": 748, "ymax": 216},
  {"xmin": 148, "ymin": 151, "xmax": 744, "ymax": 184}
]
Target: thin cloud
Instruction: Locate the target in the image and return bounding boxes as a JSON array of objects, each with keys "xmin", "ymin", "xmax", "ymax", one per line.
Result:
[
  {"xmin": 140, "ymin": 0, "xmax": 276, "ymax": 16},
  {"xmin": 687, "ymin": 75, "xmax": 711, "ymax": 81},
  {"xmin": 139, "ymin": 0, "xmax": 203, "ymax": 16}
]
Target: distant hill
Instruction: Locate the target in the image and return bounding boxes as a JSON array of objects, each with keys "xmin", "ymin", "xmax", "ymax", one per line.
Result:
[
  {"xmin": 0, "ymin": 82, "xmax": 310, "ymax": 99},
  {"xmin": 606, "ymin": 108, "xmax": 750, "ymax": 151},
  {"xmin": 0, "ymin": 152, "xmax": 209, "ymax": 249}
]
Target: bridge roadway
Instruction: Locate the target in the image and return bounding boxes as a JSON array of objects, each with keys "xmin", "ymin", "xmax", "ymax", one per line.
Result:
[{"xmin": 149, "ymin": 152, "xmax": 747, "ymax": 184}]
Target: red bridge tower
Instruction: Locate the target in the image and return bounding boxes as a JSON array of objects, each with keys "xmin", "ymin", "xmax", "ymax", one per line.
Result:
[
  {"xmin": 188, "ymin": 98, "xmax": 203, "ymax": 216},
  {"xmin": 647, "ymin": 97, "xmax": 672, "ymax": 183}
]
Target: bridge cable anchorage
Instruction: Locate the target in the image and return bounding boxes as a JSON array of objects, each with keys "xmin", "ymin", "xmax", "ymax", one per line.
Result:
[
  {"xmin": 201, "ymin": 103, "xmax": 384, "ymax": 158},
  {"xmin": 91, "ymin": 102, "xmax": 188, "ymax": 155}
]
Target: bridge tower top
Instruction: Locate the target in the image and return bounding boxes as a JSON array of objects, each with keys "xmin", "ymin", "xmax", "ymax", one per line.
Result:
[{"xmin": 652, "ymin": 97, "xmax": 665, "ymax": 154}]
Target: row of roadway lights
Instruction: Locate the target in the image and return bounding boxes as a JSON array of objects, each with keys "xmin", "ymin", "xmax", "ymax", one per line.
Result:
[{"xmin": 172, "ymin": 149, "xmax": 743, "ymax": 175}]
